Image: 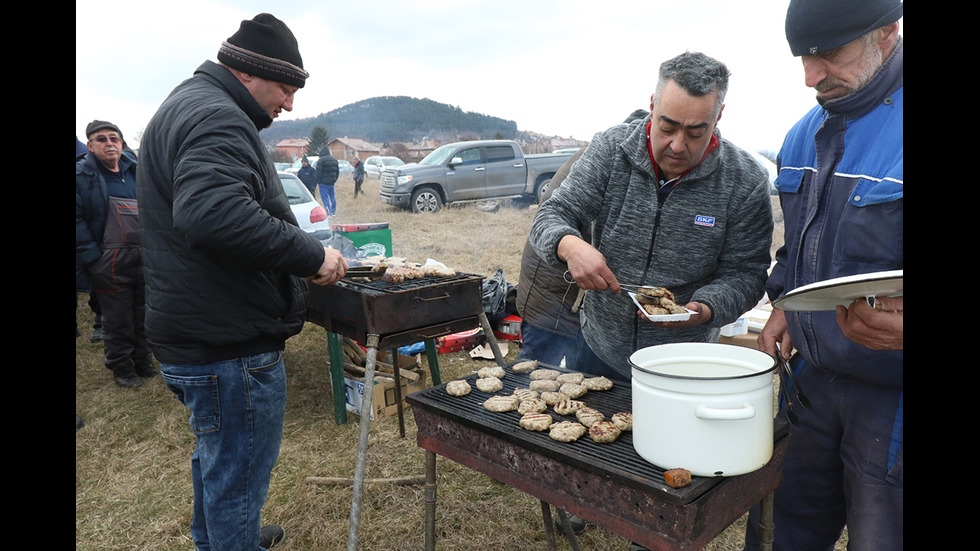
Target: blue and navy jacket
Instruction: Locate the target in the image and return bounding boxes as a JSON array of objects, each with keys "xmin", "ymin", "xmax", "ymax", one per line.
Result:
[{"xmin": 769, "ymin": 38, "xmax": 903, "ymax": 388}]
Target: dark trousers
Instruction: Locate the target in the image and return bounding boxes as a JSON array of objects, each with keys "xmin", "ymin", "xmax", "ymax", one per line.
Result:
[
  {"xmin": 91, "ymin": 248, "xmax": 149, "ymax": 374},
  {"xmin": 567, "ymin": 331, "xmax": 630, "ymax": 382},
  {"xmin": 743, "ymin": 359, "xmax": 903, "ymax": 550}
]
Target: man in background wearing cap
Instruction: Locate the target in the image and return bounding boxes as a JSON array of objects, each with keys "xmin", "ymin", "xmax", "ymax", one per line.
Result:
[
  {"xmin": 745, "ymin": 1, "xmax": 903, "ymax": 549},
  {"xmin": 137, "ymin": 13, "xmax": 347, "ymax": 550},
  {"xmin": 76, "ymin": 121, "xmax": 153, "ymax": 388}
]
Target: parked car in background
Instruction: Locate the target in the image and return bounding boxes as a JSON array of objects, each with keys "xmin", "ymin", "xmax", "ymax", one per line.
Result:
[
  {"xmin": 379, "ymin": 139, "xmax": 570, "ymax": 213},
  {"xmin": 338, "ymin": 159, "xmax": 353, "ymax": 176},
  {"xmin": 552, "ymin": 147, "xmax": 581, "ymax": 155},
  {"xmin": 274, "ymin": 162, "xmax": 292, "ymax": 171},
  {"xmin": 364, "ymin": 155, "xmax": 405, "ymax": 178},
  {"xmin": 278, "ymin": 172, "xmax": 331, "ymax": 240}
]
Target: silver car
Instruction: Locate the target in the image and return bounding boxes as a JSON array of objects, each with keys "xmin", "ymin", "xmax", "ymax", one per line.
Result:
[
  {"xmin": 364, "ymin": 155, "xmax": 405, "ymax": 178},
  {"xmin": 338, "ymin": 159, "xmax": 353, "ymax": 176},
  {"xmin": 278, "ymin": 172, "xmax": 331, "ymax": 240}
]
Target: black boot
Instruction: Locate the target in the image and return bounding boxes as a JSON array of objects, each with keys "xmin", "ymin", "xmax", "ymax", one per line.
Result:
[
  {"xmin": 134, "ymin": 355, "xmax": 158, "ymax": 378},
  {"xmin": 112, "ymin": 362, "xmax": 143, "ymax": 388},
  {"xmin": 260, "ymin": 525, "xmax": 285, "ymax": 549}
]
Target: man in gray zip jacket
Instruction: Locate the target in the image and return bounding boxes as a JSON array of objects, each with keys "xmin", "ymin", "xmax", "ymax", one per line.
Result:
[{"xmin": 529, "ymin": 51, "xmax": 773, "ymax": 380}]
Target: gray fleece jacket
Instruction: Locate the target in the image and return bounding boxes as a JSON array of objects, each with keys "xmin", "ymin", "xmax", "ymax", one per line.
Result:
[{"xmin": 529, "ymin": 116, "xmax": 773, "ymax": 376}]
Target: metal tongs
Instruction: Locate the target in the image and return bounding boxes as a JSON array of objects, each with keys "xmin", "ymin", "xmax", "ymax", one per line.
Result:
[
  {"xmin": 562, "ymin": 270, "xmax": 649, "ymax": 293},
  {"xmin": 774, "ymin": 343, "xmax": 811, "ymax": 424},
  {"xmin": 344, "ymin": 261, "xmax": 388, "ymax": 279}
]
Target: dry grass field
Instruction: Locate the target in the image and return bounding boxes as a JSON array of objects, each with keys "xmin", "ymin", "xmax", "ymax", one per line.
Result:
[{"xmin": 76, "ymin": 173, "xmax": 845, "ymax": 550}]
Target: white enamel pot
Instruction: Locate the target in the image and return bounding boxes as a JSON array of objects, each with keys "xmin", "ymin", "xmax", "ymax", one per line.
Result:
[{"xmin": 629, "ymin": 343, "xmax": 776, "ymax": 477}]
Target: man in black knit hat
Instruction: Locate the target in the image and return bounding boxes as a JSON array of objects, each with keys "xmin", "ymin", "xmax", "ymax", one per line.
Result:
[
  {"xmin": 137, "ymin": 13, "xmax": 348, "ymax": 550},
  {"xmin": 744, "ymin": 1, "xmax": 903, "ymax": 550}
]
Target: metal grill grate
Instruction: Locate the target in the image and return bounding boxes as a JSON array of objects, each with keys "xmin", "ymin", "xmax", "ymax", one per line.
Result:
[
  {"xmin": 339, "ymin": 272, "xmax": 484, "ymax": 294},
  {"xmin": 407, "ymin": 361, "xmax": 728, "ymax": 503}
]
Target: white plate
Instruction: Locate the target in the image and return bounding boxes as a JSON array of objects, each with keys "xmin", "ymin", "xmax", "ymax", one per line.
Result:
[
  {"xmin": 629, "ymin": 292, "xmax": 695, "ymax": 322},
  {"xmin": 772, "ymin": 270, "xmax": 903, "ymax": 312}
]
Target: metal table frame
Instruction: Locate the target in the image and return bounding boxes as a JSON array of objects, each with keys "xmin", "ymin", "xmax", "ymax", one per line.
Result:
[
  {"xmin": 326, "ymin": 312, "xmax": 508, "ymax": 551},
  {"xmin": 411, "ymin": 400, "xmax": 785, "ymax": 551}
]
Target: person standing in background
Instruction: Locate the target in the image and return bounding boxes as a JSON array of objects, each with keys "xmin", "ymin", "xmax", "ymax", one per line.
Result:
[
  {"xmin": 351, "ymin": 158, "xmax": 365, "ymax": 197},
  {"xmin": 517, "ymin": 109, "xmax": 648, "ymax": 371},
  {"xmin": 297, "ymin": 155, "xmax": 316, "ymax": 194},
  {"xmin": 315, "ymin": 146, "xmax": 339, "ymax": 214},
  {"xmin": 76, "ymin": 120, "xmax": 153, "ymax": 387}
]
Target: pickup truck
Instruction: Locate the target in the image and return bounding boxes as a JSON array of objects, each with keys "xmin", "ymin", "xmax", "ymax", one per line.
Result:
[{"xmin": 379, "ymin": 140, "xmax": 572, "ymax": 213}]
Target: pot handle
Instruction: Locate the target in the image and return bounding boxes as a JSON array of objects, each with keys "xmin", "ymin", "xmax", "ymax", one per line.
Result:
[{"xmin": 695, "ymin": 403, "xmax": 756, "ymax": 420}]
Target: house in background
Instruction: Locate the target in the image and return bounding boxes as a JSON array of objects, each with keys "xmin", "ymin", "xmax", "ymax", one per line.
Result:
[
  {"xmin": 406, "ymin": 138, "xmax": 440, "ymax": 160},
  {"xmin": 328, "ymin": 137, "xmax": 380, "ymax": 163},
  {"xmin": 275, "ymin": 138, "xmax": 310, "ymax": 160}
]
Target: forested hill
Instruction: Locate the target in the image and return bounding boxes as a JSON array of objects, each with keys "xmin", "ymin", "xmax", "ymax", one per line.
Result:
[{"xmin": 264, "ymin": 96, "xmax": 520, "ymax": 144}]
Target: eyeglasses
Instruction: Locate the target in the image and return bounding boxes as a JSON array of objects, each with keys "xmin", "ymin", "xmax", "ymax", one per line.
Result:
[{"xmin": 93, "ymin": 135, "xmax": 121, "ymax": 144}]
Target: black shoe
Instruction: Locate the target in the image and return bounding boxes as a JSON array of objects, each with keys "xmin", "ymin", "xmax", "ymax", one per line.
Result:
[
  {"xmin": 556, "ymin": 512, "xmax": 589, "ymax": 535},
  {"xmin": 90, "ymin": 326, "xmax": 104, "ymax": 343},
  {"xmin": 260, "ymin": 525, "xmax": 285, "ymax": 549},
  {"xmin": 628, "ymin": 543, "xmax": 651, "ymax": 551},
  {"xmin": 113, "ymin": 372, "xmax": 144, "ymax": 388},
  {"xmin": 134, "ymin": 357, "xmax": 158, "ymax": 378},
  {"xmin": 76, "ymin": 415, "xmax": 84, "ymax": 431}
]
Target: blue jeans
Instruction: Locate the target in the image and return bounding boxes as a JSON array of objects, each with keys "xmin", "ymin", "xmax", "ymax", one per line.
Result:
[
  {"xmin": 567, "ymin": 331, "xmax": 631, "ymax": 382},
  {"xmin": 161, "ymin": 351, "xmax": 287, "ymax": 551},
  {"xmin": 516, "ymin": 321, "xmax": 578, "ymax": 368},
  {"xmin": 318, "ymin": 184, "xmax": 336, "ymax": 215}
]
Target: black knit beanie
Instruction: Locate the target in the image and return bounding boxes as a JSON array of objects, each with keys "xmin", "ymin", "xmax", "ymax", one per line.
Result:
[
  {"xmin": 217, "ymin": 13, "xmax": 309, "ymax": 88},
  {"xmin": 785, "ymin": 0, "xmax": 902, "ymax": 56}
]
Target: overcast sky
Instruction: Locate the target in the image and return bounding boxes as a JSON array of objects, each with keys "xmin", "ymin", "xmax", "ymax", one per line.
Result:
[{"xmin": 75, "ymin": 0, "xmax": 899, "ymax": 154}]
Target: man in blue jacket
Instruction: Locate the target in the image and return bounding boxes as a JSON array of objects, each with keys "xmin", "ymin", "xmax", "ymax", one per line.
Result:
[
  {"xmin": 745, "ymin": 1, "xmax": 903, "ymax": 549},
  {"xmin": 297, "ymin": 156, "xmax": 316, "ymax": 194}
]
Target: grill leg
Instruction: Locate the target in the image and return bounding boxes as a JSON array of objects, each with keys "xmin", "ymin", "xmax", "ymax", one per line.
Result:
[
  {"xmin": 477, "ymin": 312, "xmax": 507, "ymax": 367},
  {"xmin": 540, "ymin": 501, "xmax": 558, "ymax": 551},
  {"xmin": 424, "ymin": 450, "xmax": 437, "ymax": 551},
  {"xmin": 424, "ymin": 339, "xmax": 442, "ymax": 385},
  {"xmin": 759, "ymin": 491, "xmax": 775, "ymax": 551},
  {"xmin": 554, "ymin": 508, "xmax": 583, "ymax": 551},
  {"xmin": 327, "ymin": 331, "xmax": 347, "ymax": 425},
  {"xmin": 348, "ymin": 334, "xmax": 380, "ymax": 551},
  {"xmin": 391, "ymin": 347, "xmax": 406, "ymax": 437}
]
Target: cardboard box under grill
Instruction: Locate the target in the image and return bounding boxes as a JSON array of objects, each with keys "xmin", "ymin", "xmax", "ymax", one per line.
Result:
[{"xmin": 334, "ymin": 353, "xmax": 428, "ymax": 421}]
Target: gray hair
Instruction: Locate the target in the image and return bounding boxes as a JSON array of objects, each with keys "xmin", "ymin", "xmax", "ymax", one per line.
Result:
[{"xmin": 655, "ymin": 51, "xmax": 731, "ymax": 115}]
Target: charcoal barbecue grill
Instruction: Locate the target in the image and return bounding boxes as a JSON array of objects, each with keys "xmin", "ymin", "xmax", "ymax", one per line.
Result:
[
  {"xmin": 305, "ymin": 271, "xmax": 509, "ymax": 551},
  {"xmin": 408, "ymin": 361, "xmax": 790, "ymax": 550},
  {"xmin": 306, "ymin": 272, "xmax": 497, "ymax": 428},
  {"xmin": 307, "ymin": 272, "xmax": 488, "ymax": 344}
]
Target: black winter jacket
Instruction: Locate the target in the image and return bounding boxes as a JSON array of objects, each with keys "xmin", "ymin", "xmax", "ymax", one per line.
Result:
[
  {"xmin": 76, "ymin": 151, "xmax": 140, "ymax": 292},
  {"xmin": 315, "ymin": 147, "xmax": 339, "ymax": 186},
  {"xmin": 137, "ymin": 61, "xmax": 325, "ymax": 364}
]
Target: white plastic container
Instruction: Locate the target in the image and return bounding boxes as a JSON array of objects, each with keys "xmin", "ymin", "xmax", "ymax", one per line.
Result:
[{"xmin": 629, "ymin": 343, "xmax": 776, "ymax": 477}]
